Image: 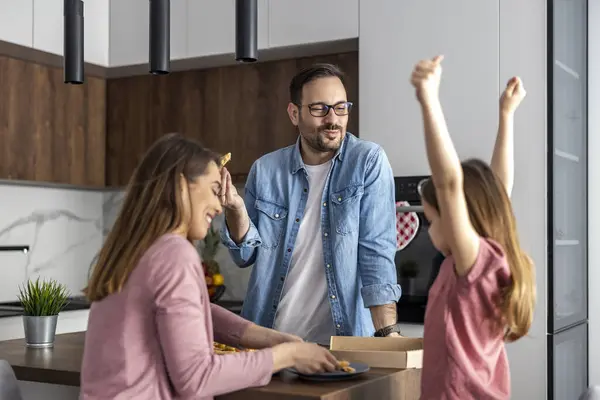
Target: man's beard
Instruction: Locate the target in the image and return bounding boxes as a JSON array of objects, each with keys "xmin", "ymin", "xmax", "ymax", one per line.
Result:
[{"xmin": 301, "ymin": 122, "xmax": 345, "ymax": 153}]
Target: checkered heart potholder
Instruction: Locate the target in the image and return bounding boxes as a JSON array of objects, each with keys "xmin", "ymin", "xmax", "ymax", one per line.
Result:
[{"xmin": 395, "ymin": 201, "xmax": 420, "ymax": 251}]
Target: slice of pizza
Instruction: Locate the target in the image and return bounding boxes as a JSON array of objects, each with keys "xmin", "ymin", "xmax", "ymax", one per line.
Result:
[
  {"xmin": 336, "ymin": 360, "xmax": 355, "ymax": 373},
  {"xmin": 213, "ymin": 341, "xmax": 255, "ymax": 354},
  {"xmin": 219, "ymin": 152, "xmax": 231, "ymax": 168}
]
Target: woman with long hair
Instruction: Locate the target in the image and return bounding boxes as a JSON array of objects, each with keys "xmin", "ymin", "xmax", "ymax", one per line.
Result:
[
  {"xmin": 410, "ymin": 56, "xmax": 536, "ymax": 399},
  {"xmin": 81, "ymin": 133, "xmax": 338, "ymax": 400}
]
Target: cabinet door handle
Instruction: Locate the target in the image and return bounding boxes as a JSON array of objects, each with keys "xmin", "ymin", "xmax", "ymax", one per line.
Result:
[{"xmin": 396, "ymin": 205, "xmax": 424, "ymax": 213}]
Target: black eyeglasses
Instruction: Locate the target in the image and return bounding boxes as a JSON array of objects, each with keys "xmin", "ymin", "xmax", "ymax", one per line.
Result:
[{"xmin": 296, "ymin": 101, "xmax": 353, "ymax": 117}]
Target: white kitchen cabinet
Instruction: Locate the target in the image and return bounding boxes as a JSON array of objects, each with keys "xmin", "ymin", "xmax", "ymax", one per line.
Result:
[
  {"xmin": 170, "ymin": 0, "xmax": 188, "ymax": 60},
  {"xmin": 359, "ymin": 0, "xmax": 499, "ymax": 176},
  {"xmin": 81, "ymin": 0, "xmax": 110, "ymax": 66},
  {"xmin": 268, "ymin": 0, "xmax": 358, "ymax": 48},
  {"xmin": 4, "ymin": 0, "xmax": 357, "ymax": 68},
  {"xmin": 109, "ymin": 0, "xmax": 187, "ymax": 67},
  {"xmin": 186, "ymin": 0, "xmax": 268, "ymax": 59},
  {"xmin": 33, "ymin": 0, "xmax": 109, "ymax": 66},
  {"xmin": 0, "ymin": 0, "xmax": 33, "ymax": 47},
  {"xmin": 109, "ymin": 0, "xmax": 147, "ymax": 66},
  {"xmin": 33, "ymin": 0, "xmax": 63, "ymax": 56}
]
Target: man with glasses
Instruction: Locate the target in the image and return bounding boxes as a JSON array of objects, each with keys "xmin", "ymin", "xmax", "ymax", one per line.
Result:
[{"xmin": 220, "ymin": 64, "xmax": 401, "ymax": 344}]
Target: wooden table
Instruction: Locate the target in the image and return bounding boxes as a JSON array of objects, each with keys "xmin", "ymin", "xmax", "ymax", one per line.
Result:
[
  {"xmin": 220, "ymin": 368, "xmax": 421, "ymax": 400},
  {"xmin": 0, "ymin": 332, "xmax": 421, "ymax": 399}
]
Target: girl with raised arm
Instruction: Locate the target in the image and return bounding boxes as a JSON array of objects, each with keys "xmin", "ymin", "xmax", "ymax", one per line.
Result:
[{"xmin": 410, "ymin": 56, "xmax": 536, "ymax": 399}]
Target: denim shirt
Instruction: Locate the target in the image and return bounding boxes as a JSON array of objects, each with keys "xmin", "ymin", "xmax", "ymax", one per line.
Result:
[{"xmin": 221, "ymin": 133, "xmax": 402, "ymax": 337}]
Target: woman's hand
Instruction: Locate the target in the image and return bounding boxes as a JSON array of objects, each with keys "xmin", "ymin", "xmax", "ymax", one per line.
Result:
[
  {"xmin": 271, "ymin": 342, "xmax": 338, "ymax": 374},
  {"xmin": 239, "ymin": 324, "xmax": 303, "ymax": 349}
]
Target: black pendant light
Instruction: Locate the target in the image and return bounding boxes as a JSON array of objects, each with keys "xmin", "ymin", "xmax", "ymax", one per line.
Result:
[
  {"xmin": 149, "ymin": 0, "xmax": 170, "ymax": 74},
  {"xmin": 235, "ymin": 0, "xmax": 257, "ymax": 62},
  {"xmin": 63, "ymin": 0, "xmax": 84, "ymax": 84}
]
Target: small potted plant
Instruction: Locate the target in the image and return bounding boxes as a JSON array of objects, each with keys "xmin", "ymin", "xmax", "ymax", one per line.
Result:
[{"xmin": 18, "ymin": 278, "xmax": 70, "ymax": 348}]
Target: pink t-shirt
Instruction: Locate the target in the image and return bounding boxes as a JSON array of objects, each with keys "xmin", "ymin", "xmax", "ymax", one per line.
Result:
[
  {"xmin": 81, "ymin": 234, "xmax": 273, "ymax": 400},
  {"xmin": 420, "ymin": 238, "xmax": 512, "ymax": 400}
]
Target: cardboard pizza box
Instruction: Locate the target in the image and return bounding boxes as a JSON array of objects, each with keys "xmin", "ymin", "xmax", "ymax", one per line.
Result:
[{"xmin": 329, "ymin": 336, "xmax": 424, "ymax": 369}]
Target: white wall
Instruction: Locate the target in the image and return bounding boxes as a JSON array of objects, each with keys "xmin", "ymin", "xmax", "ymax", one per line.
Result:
[
  {"xmin": 359, "ymin": 1, "xmax": 548, "ymax": 398},
  {"xmin": 588, "ymin": 0, "xmax": 600, "ymax": 387}
]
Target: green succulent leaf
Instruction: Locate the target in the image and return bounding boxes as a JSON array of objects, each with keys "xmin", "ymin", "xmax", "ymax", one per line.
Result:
[{"xmin": 17, "ymin": 277, "xmax": 71, "ymax": 316}]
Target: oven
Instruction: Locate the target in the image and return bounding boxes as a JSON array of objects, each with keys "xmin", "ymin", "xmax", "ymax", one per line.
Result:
[{"xmin": 394, "ymin": 176, "xmax": 442, "ymax": 324}]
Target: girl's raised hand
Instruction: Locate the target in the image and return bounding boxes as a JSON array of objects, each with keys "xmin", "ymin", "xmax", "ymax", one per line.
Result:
[
  {"xmin": 500, "ymin": 76, "xmax": 526, "ymax": 115},
  {"xmin": 410, "ymin": 55, "xmax": 444, "ymax": 105}
]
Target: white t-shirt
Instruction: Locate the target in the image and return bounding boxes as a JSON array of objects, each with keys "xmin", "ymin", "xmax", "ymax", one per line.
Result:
[{"xmin": 272, "ymin": 160, "xmax": 335, "ymax": 345}]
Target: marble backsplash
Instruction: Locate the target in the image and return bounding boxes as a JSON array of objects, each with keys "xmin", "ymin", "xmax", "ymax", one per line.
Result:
[
  {"xmin": 0, "ymin": 183, "xmax": 104, "ymax": 298},
  {"xmin": 0, "ymin": 182, "xmax": 251, "ymax": 303}
]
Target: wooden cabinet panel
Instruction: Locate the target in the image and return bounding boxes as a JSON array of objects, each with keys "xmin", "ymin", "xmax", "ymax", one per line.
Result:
[
  {"xmin": 0, "ymin": 56, "xmax": 106, "ymax": 186},
  {"xmin": 106, "ymin": 51, "xmax": 358, "ymax": 186}
]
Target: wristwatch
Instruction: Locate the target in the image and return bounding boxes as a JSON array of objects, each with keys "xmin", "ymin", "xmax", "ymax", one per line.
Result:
[{"xmin": 374, "ymin": 323, "xmax": 402, "ymax": 337}]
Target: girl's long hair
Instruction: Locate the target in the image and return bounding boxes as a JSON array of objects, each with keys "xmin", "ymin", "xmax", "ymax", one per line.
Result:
[
  {"xmin": 84, "ymin": 133, "xmax": 220, "ymax": 302},
  {"xmin": 420, "ymin": 159, "xmax": 536, "ymax": 342}
]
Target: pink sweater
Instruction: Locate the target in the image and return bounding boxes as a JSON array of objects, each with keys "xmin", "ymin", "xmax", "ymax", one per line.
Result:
[
  {"xmin": 80, "ymin": 234, "xmax": 273, "ymax": 399},
  {"xmin": 420, "ymin": 238, "xmax": 512, "ymax": 400}
]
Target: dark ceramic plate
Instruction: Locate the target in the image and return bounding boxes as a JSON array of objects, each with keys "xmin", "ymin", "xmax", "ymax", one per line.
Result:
[{"xmin": 286, "ymin": 362, "xmax": 370, "ymax": 382}]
